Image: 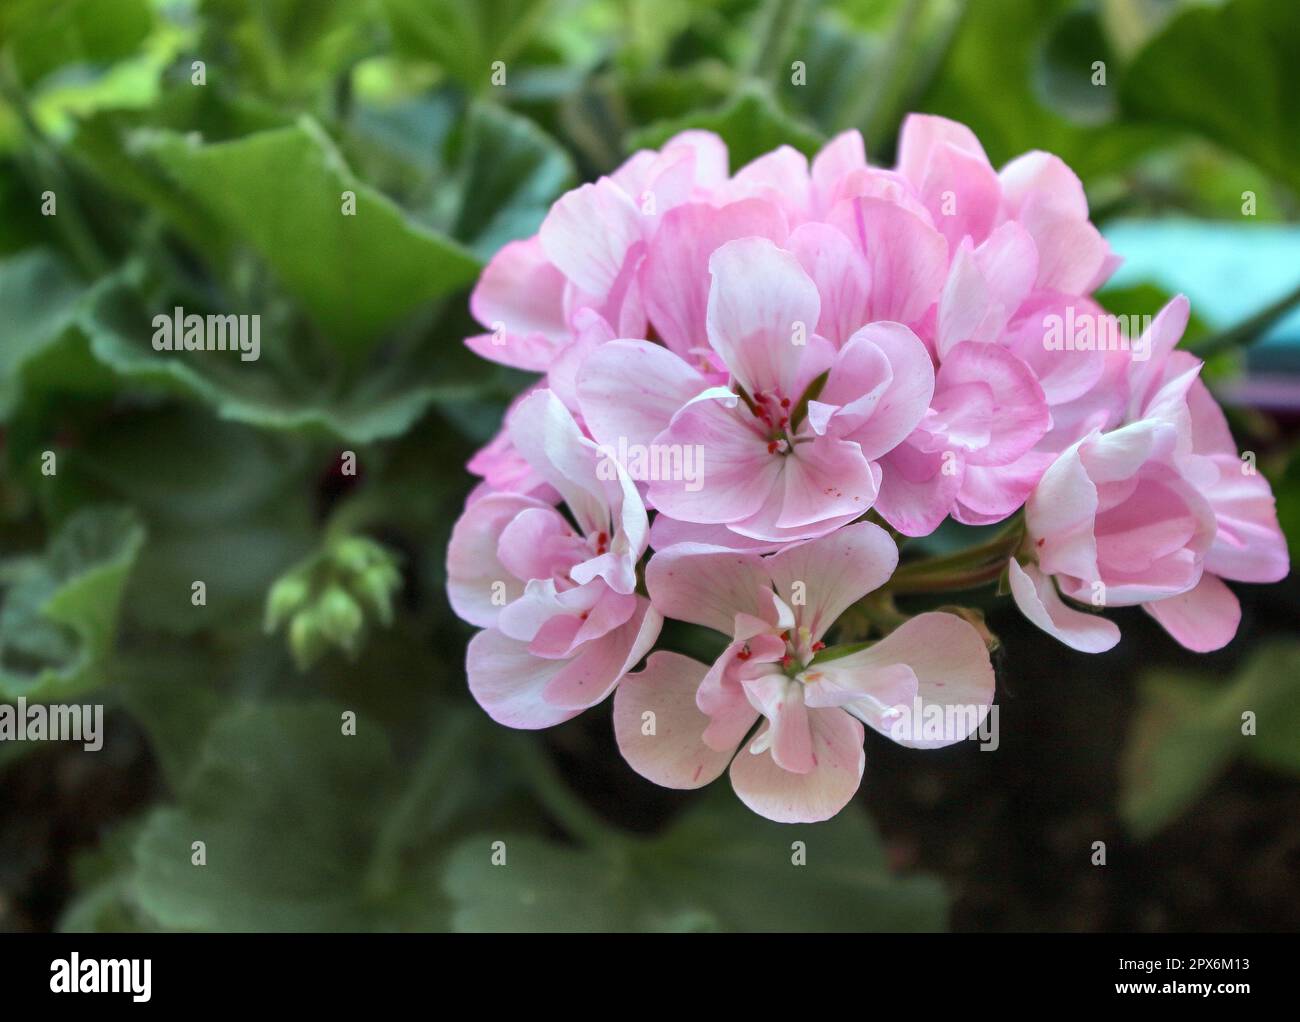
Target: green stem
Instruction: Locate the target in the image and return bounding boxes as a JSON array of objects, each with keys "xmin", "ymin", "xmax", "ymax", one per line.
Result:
[
  {"xmin": 885, "ymin": 559, "xmax": 1009, "ymax": 594},
  {"xmin": 845, "ymin": 0, "xmax": 926, "ymax": 147},
  {"xmin": 883, "ymin": 514, "xmax": 1024, "ymax": 594},
  {"xmin": 891, "ymin": 0, "xmax": 969, "ymax": 139},
  {"xmin": 745, "ymin": 0, "xmax": 807, "ymax": 84},
  {"xmin": 364, "ymin": 710, "xmax": 474, "ymax": 897},
  {"xmin": 1192, "ymin": 279, "xmax": 1300, "ymax": 360},
  {"xmin": 510, "ymin": 734, "xmax": 631, "ymax": 850},
  {"xmin": 0, "ymin": 54, "xmax": 109, "ymax": 278}
]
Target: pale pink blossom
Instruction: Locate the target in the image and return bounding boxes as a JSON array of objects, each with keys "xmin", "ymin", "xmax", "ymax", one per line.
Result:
[
  {"xmin": 1012, "ymin": 296, "xmax": 1289, "ymax": 653},
  {"xmin": 578, "ymin": 237, "xmax": 934, "ymax": 543},
  {"xmin": 447, "ymin": 390, "xmax": 661, "ymax": 727},
  {"xmin": 615, "ymin": 523, "xmax": 995, "ymax": 822}
]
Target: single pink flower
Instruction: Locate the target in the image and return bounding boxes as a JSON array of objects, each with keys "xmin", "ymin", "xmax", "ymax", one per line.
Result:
[
  {"xmin": 1012, "ymin": 295, "xmax": 1289, "ymax": 653},
  {"xmin": 447, "ymin": 390, "xmax": 661, "ymax": 727},
  {"xmin": 1010, "ymin": 418, "xmax": 1217, "ymax": 653},
  {"xmin": 578, "ymin": 237, "xmax": 934, "ymax": 543},
  {"xmin": 463, "ymin": 131, "xmax": 730, "ymax": 374},
  {"xmin": 616, "ymin": 523, "xmax": 995, "ymax": 822},
  {"xmin": 895, "ymin": 114, "xmax": 1115, "ymax": 293}
]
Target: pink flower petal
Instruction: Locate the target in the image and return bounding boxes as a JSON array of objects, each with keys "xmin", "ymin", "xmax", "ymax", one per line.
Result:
[
  {"xmin": 771, "ymin": 437, "xmax": 879, "ymax": 531},
  {"xmin": 644, "ymin": 542, "xmax": 770, "ymax": 636},
  {"xmin": 507, "ymin": 390, "xmax": 609, "ymax": 536},
  {"xmin": 786, "ymin": 222, "xmax": 872, "ymax": 347},
  {"xmin": 577, "ymin": 339, "xmax": 709, "ymax": 450},
  {"xmin": 810, "ymin": 130, "xmax": 867, "ymax": 215},
  {"xmin": 539, "ymin": 177, "xmax": 643, "ymax": 299},
  {"xmin": 764, "ymin": 521, "xmax": 898, "ymax": 641},
  {"xmin": 614, "ymin": 651, "xmax": 736, "ymax": 789},
  {"xmin": 1144, "ymin": 573, "xmax": 1241, "ymax": 653},
  {"xmin": 728, "ymin": 708, "xmax": 865, "ymax": 823},
  {"xmin": 649, "ymin": 392, "xmax": 782, "ymax": 525},
  {"xmin": 1008, "ymin": 559, "xmax": 1120, "ymax": 653},
  {"xmin": 648, "ymin": 515, "xmax": 784, "ymax": 553},
  {"xmin": 830, "ymin": 196, "xmax": 948, "ymax": 325},
  {"xmin": 744, "ymin": 675, "xmax": 816, "ymax": 773},
  {"xmin": 809, "ymin": 612, "xmax": 995, "ymax": 749},
  {"xmin": 936, "ymin": 342, "xmax": 1049, "ymax": 467},
  {"xmin": 640, "ymin": 199, "xmax": 788, "ymax": 359},
  {"xmin": 730, "ymin": 145, "xmax": 811, "ymax": 221},
  {"xmin": 542, "ymin": 596, "xmax": 663, "ymax": 708},
  {"xmin": 875, "ymin": 442, "xmax": 963, "ymax": 538},
  {"xmin": 828, "ymin": 323, "xmax": 936, "ymax": 460},
  {"xmin": 466, "ymin": 627, "xmax": 580, "ymax": 730},
  {"xmin": 706, "ymin": 237, "xmax": 821, "ymax": 398},
  {"xmin": 466, "ymin": 237, "xmax": 568, "ymax": 370},
  {"xmin": 446, "ymin": 493, "xmax": 552, "ymax": 627}
]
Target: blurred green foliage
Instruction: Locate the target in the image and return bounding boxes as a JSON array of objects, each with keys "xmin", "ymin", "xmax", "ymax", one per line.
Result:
[{"xmin": 0, "ymin": 0, "xmax": 1297, "ymax": 932}]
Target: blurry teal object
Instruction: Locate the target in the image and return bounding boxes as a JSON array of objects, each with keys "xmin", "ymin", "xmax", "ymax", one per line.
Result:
[{"xmin": 1103, "ymin": 220, "xmax": 1300, "ymax": 360}]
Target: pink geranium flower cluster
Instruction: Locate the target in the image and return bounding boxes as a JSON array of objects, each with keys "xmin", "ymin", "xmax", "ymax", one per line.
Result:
[{"xmin": 446, "ymin": 115, "xmax": 1289, "ymax": 823}]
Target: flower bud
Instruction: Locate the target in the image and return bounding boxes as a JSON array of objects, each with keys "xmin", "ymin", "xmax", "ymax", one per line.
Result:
[
  {"xmin": 288, "ymin": 608, "xmax": 329, "ymax": 670},
  {"xmin": 316, "ymin": 585, "xmax": 364, "ymax": 654},
  {"xmin": 263, "ymin": 573, "xmax": 311, "ymax": 634}
]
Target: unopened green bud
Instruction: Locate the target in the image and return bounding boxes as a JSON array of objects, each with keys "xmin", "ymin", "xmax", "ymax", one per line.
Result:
[
  {"xmin": 264, "ymin": 573, "xmax": 311, "ymax": 634},
  {"xmin": 333, "ymin": 536, "xmax": 386, "ymax": 576},
  {"xmin": 355, "ymin": 562, "xmax": 401, "ymax": 627},
  {"xmin": 317, "ymin": 584, "xmax": 364, "ymax": 653},
  {"xmin": 288, "ymin": 608, "xmax": 328, "ymax": 670}
]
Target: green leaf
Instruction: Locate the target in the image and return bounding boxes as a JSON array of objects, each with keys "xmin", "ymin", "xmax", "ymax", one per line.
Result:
[
  {"xmin": 381, "ymin": 0, "xmax": 555, "ymax": 92},
  {"xmin": 1118, "ymin": 669, "xmax": 1234, "ymax": 841},
  {"xmin": 59, "ymin": 820, "xmax": 155, "ymax": 933},
  {"xmin": 1120, "ymin": 0, "xmax": 1300, "ymax": 194},
  {"xmin": 76, "ymin": 271, "xmax": 501, "ymax": 444},
  {"xmin": 777, "ymin": 14, "xmax": 879, "ymax": 134},
  {"xmin": 0, "ymin": 506, "xmax": 145, "ymax": 701},
  {"xmin": 627, "ymin": 83, "xmax": 825, "ymax": 169},
  {"xmin": 349, "ymin": 95, "xmax": 574, "ymax": 259},
  {"xmin": 444, "ymin": 788, "xmax": 947, "ymax": 932},
  {"xmin": 196, "ymin": 0, "xmax": 374, "ymax": 99},
  {"xmin": 112, "ymin": 647, "xmax": 232, "ymax": 788},
  {"xmin": 913, "ymin": 0, "xmax": 1164, "ymax": 178},
  {"xmin": 135, "ymin": 117, "xmax": 481, "ymax": 350},
  {"xmin": 0, "ymin": 249, "xmax": 110, "ymax": 422},
  {"xmin": 1120, "ymin": 642, "xmax": 1300, "ymax": 839},
  {"xmin": 1276, "ymin": 447, "xmax": 1300, "ymax": 564},
  {"xmin": 1232, "ymin": 643, "xmax": 1300, "ymax": 775},
  {"xmin": 1034, "ymin": 6, "xmax": 1118, "ymax": 126},
  {"xmin": 63, "ymin": 407, "xmax": 315, "ymax": 634},
  {"xmin": 441, "ymin": 100, "xmax": 576, "ymax": 259},
  {"xmin": 1, "ymin": 0, "xmax": 153, "ymax": 87},
  {"xmin": 130, "ymin": 701, "xmax": 448, "ymax": 931}
]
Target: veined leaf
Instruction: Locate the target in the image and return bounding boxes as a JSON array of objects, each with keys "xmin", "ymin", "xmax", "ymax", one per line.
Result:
[
  {"xmin": 135, "ymin": 117, "xmax": 481, "ymax": 350},
  {"xmin": 0, "ymin": 506, "xmax": 145, "ymax": 701},
  {"xmin": 444, "ymin": 786, "xmax": 947, "ymax": 932}
]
